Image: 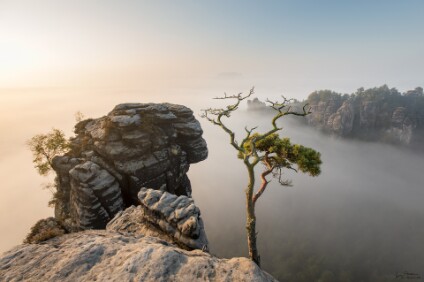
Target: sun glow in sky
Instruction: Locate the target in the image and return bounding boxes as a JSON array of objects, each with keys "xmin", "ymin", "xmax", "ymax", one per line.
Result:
[
  {"xmin": 0, "ymin": 0, "xmax": 423, "ymax": 96},
  {"xmin": 1, "ymin": 0, "xmax": 424, "ymax": 260}
]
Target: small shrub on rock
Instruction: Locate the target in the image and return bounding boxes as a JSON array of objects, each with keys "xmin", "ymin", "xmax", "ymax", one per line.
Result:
[{"xmin": 24, "ymin": 217, "xmax": 67, "ymax": 244}]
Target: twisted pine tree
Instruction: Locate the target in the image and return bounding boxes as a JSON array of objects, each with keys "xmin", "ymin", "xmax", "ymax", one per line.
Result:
[{"xmin": 202, "ymin": 88, "xmax": 322, "ymax": 266}]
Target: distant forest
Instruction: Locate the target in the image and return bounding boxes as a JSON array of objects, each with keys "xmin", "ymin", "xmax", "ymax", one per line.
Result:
[
  {"xmin": 244, "ymin": 86, "xmax": 424, "ymax": 281},
  {"xmin": 249, "ymin": 85, "xmax": 424, "ymax": 148}
]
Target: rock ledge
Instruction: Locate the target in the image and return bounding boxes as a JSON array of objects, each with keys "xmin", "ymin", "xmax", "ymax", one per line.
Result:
[{"xmin": 0, "ymin": 231, "xmax": 277, "ymax": 282}]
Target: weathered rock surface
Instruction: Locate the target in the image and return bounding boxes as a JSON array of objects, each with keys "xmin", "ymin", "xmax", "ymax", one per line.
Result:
[
  {"xmin": 386, "ymin": 107, "xmax": 415, "ymax": 144},
  {"xmin": 107, "ymin": 188, "xmax": 208, "ymax": 251},
  {"xmin": 0, "ymin": 230, "xmax": 277, "ymax": 282},
  {"xmin": 51, "ymin": 103, "xmax": 208, "ymax": 230},
  {"xmin": 68, "ymin": 161, "xmax": 124, "ymax": 229},
  {"xmin": 324, "ymin": 99, "xmax": 355, "ymax": 136}
]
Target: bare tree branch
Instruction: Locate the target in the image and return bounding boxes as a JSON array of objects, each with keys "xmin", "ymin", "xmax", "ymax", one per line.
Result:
[
  {"xmin": 273, "ymin": 168, "xmax": 294, "ymax": 187},
  {"xmin": 201, "ymin": 87, "xmax": 255, "ymax": 152},
  {"xmin": 240, "ymin": 126, "xmax": 258, "ymax": 154}
]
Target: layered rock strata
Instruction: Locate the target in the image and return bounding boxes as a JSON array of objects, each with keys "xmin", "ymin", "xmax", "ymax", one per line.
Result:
[
  {"xmin": 51, "ymin": 103, "xmax": 208, "ymax": 230},
  {"xmin": 107, "ymin": 188, "xmax": 208, "ymax": 251},
  {"xmin": 68, "ymin": 161, "xmax": 124, "ymax": 229}
]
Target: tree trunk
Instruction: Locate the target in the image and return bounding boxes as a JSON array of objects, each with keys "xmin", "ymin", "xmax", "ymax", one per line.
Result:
[{"xmin": 245, "ymin": 164, "xmax": 261, "ymax": 266}]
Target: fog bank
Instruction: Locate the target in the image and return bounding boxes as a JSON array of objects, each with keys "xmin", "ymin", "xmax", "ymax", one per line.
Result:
[
  {"xmin": 191, "ymin": 110, "xmax": 424, "ymax": 281},
  {"xmin": 1, "ymin": 87, "xmax": 423, "ymax": 281}
]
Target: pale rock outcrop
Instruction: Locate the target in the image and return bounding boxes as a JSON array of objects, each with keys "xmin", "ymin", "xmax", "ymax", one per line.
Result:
[
  {"xmin": 0, "ymin": 231, "xmax": 277, "ymax": 282},
  {"xmin": 326, "ymin": 100, "xmax": 355, "ymax": 136},
  {"xmin": 386, "ymin": 107, "xmax": 415, "ymax": 144},
  {"xmin": 391, "ymin": 107, "xmax": 408, "ymax": 127},
  {"xmin": 359, "ymin": 100, "xmax": 378, "ymax": 130},
  {"xmin": 107, "ymin": 188, "xmax": 208, "ymax": 251},
  {"xmin": 307, "ymin": 99, "xmax": 344, "ymax": 130},
  {"xmin": 305, "ymin": 93, "xmax": 423, "ymax": 146},
  {"xmin": 51, "ymin": 103, "xmax": 208, "ymax": 230}
]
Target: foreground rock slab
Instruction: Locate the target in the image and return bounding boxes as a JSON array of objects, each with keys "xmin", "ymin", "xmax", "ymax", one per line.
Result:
[{"xmin": 0, "ymin": 230, "xmax": 277, "ymax": 282}]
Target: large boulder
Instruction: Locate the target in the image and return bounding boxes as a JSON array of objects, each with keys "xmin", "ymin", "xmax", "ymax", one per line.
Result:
[
  {"xmin": 51, "ymin": 103, "xmax": 208, "ymax": 230},
  {"xmin": 107, "ymin": 188, "xmax": 209, "ymax": 251},
  {"xmin": 0, "ymin": 231, "xmax": 277, "ymax": 282}
]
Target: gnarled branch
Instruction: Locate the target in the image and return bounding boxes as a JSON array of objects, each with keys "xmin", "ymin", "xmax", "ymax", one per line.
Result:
[{"xmin": 201, "ymin": 87, "xmax": 255, "ymax": 152}]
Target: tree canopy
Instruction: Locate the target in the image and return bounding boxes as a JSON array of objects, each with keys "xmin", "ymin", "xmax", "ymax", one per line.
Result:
[
  {"xmin": 27, "ymin": 128, "xmax": 69, "ymax": 176},
  {"xmin": 242, "ymin": 133, "xmax": 321, "ymax": 177}
]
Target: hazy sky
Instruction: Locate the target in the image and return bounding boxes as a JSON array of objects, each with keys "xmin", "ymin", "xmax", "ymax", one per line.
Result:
[
  {"xmin": 1, "ymin": 0, "xmax": 423, "ymax": 97},
  {"xmin": 1, "ymin": 3, "xmax": 424, "ymax": 277}
]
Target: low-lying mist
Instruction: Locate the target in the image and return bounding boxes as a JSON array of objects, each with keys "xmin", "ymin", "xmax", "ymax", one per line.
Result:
[
  {"xmin": 1, "ymin": 87, "xmax": 423, "ymax": 281},
  {"xmin": 190, "ymin": 110, "xmax": 424, "ymax": 281}
]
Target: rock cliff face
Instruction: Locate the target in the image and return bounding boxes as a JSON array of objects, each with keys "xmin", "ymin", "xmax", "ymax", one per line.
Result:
[
  {"xmin": 306, "ymin": 93, "xmax": 424, "ymax": 147},
  {"xmin": 0, "ymin": 231, "xmax": 277, "ymax": 282},
  {"xmin": 307, "ymin": 98, "xmax": 357, "ymax": 137},
  {"xmin": 259, "ymin": 86, "xmax": 424, "ymax": 148},
  {"xmin": 52, "ymin": 103, "xmax": 208, "ymax": 231}
]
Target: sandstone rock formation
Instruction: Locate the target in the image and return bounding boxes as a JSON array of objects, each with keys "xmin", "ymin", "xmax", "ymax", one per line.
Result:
[
  {"xmin": 303, "ymin": 86, "xmax": 424, "ymax": 147},
  {"xmin": 2, "ymin": 102, "xmax": 281, "ymax": 281},
  {"xmin": 306, "ymin": 98, "xmax": 352, "ymax": 135},
  {"xmin": 325, "ymin": 100, "xmax": 355, "ymax": 136},
  {"xmin": 68, "ymin": 161, "xmax": 124, "ymax": 230},
  {"xmin": 51, "ymin": 103, "xmax": 208, "ymax": 231},
  {"xmin": 306, "ymin": 97, "xmax": 420, "ymax": 144},
  {"xmin": 386, "ymin": 107, "xmax": 415, "ymax": 144},
  {"xmin": 107, "ymin": 188, "xmax": 209, "ymax": 251},
  {"xmin": 0, "ymin": 230, "xmax": 277, "ymax": 282}
]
